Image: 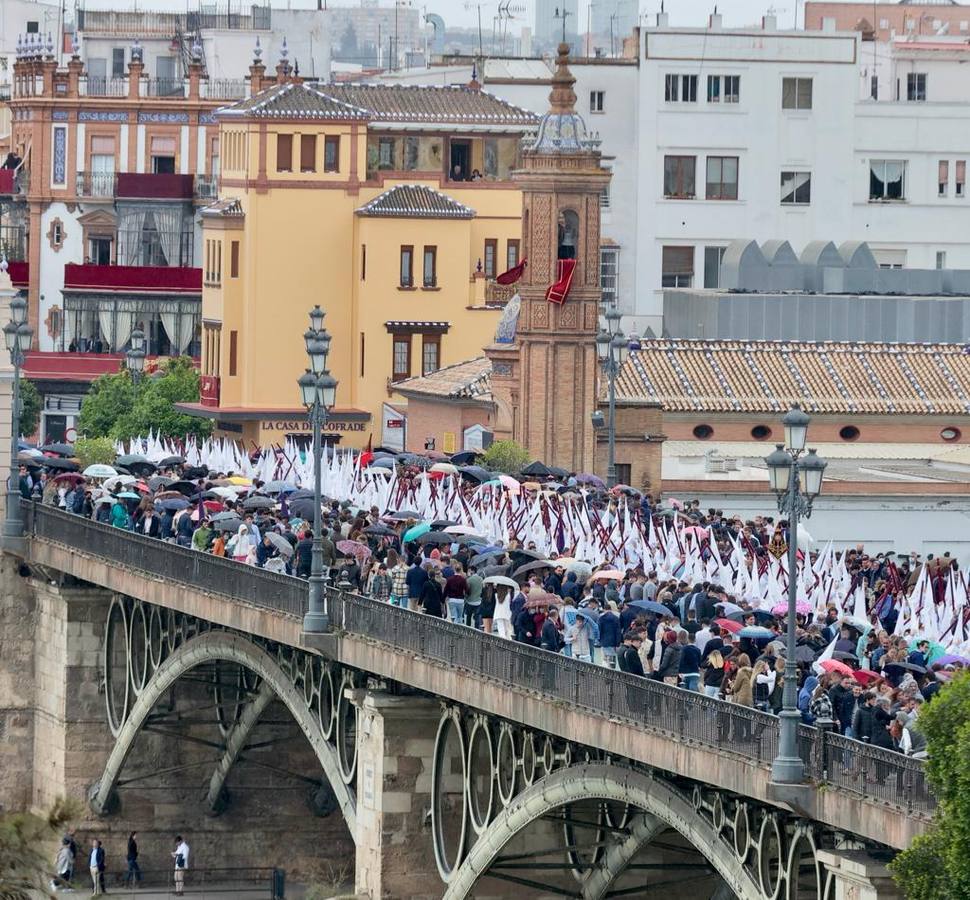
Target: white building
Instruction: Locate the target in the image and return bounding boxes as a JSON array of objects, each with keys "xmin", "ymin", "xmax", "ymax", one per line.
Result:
[{"xmin": 0, "ymin": 0, "xmax": 62, "ymax": 111}]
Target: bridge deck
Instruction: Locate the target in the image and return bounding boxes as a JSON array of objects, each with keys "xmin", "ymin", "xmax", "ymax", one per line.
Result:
[{"xmin": 24, "ymin": 504, "xmax": 933, "ymax": 850}]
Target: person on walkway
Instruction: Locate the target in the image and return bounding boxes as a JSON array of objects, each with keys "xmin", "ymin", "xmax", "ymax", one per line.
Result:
[
  {"xmin": 617, "ymin": 631, "xmax": 645, "ymax": 676},
  {"xmin": 172, "ymin": 835, "xmax": 190, "ymax": 896},
  {"xmin": 89, "ymin": 838, "xmax": 105, "ymax": 895},
  {"xmin": 493, "ymin": 586, "xmax": 513, "ymax": 639},
  {"xmin": 540, "ymin": 607, "xmax": 563, "ymax": 652},
  {"xmin": 125, "ymin": 831, "xmax": 142, "ymax": 887},
  {"xmin": 597, "ymin": 603, "xmax": 622, "ymax": 668},
  {"xmin": 702, "ymin": 650, "xmax": 726, "ymax": 698},
  {"xmin": 565, "ymin": 611, "xmax": 594, "ymax": 662},
  {"xmin": 443, "ymin": 563, "xmax": 468, "ymax": 624},
  {"xmin": 53, "ymin": 837, "xmax": 73, "ymax": 889},
  {"xmin": 463, "ymin": 565, "xmax": 483, "ymax": 628},
  {"xmin": 678, "ymin": 630, "xmax": 701, "ymax": 691},
  {"xmin": 419, "ymin": 565, "xmax": 445, "ymax": 618},
  {"xmin": 656, "ymin": 630, "xmax": 682, "ymax": 685}
]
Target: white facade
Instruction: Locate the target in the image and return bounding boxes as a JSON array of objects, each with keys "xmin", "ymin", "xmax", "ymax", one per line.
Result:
[{"xmin": 0, "ymin": 0, "xmax": 61, "ymax": 114}]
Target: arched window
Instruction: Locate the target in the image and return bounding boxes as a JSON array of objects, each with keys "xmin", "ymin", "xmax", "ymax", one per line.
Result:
[{"xmin": 558, "ymin": 209, "xmax": 579, "ymax": 260}]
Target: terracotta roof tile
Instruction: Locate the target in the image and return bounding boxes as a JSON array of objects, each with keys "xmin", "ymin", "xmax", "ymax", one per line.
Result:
[
  {"xmin": 617, "ymin": 340, "xmax": 970, "ymax": 415},
  {"xmin": 395, "ymin": 356, "xmax": 492, "ymax": 401},
  {"xmin": 358, "ymin": 184, "xmax": 475, "ymax": 219},
  {"xmin": 219, "ymin": 82, "xmax": 370, "ymax": 119}
]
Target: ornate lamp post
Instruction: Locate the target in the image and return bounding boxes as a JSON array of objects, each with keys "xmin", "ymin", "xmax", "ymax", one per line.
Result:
[
  {"xmin": 3, "ymin": 294, "xmax": 33, "ymax": 544},
  {"xmin": 595, "ymin": 307, "xmax": 629, "ymax": 488},
  {"xmin": 126, "ymin": 328, "xmax": 146, "ymax": 388},
  {"xmin": 764, "ymin": 404, "xmax": 827, "ymax": 784},
  {"xmin": 299, "ymin": 305, "xmax": 338, "ymax": 633}
]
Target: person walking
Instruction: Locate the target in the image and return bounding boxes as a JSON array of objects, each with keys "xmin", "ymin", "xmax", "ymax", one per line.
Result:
[
  {"xmin": 125, "ymin": 831, "xmax": 142, "ymax": 887},
  {"xmin": 172, "ymin": 835, "xmax": 190, "ymax": 896},
  {"xmin": 53, "ymin": 837, "xmax": 73, "ymax": 889},
  {"xmin": 493, "ymin": 586, "xmax": 513, "ymax": 639},
  {"xmin": 89, "ymin": 838, "xmax": 105, "ymax": 895}
]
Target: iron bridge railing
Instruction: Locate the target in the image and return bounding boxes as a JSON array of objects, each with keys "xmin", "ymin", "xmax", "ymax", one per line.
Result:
[{"xmin": 25, "ymin": 503, "xmax": 935, "ymax": 817}]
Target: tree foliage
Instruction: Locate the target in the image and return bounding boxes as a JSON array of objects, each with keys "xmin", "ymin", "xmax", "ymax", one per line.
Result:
[
  {"xmin": 891, "ymin": 671, "xmax": 970, "ymax": 898},
  {"xmin": 74, "ymin": 436, "xmax": 117, "ymax": 469},
  {"xmin": 19, "ymin": 380, "xmax": 41, "ymax": 439},
  {"xmin": 0, "ymin": 797, "xmax": 80, "ymax": 899},
  {"xmin": 479, "ymin": 439, "xmax": 530, "ymax": 475},
  {"xmin": 77, "ymin": 357, "xmax": 212, "ymax": 442}
]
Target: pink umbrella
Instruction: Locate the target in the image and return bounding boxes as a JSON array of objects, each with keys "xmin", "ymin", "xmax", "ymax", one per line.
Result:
[
  {"xmin": 682, "ymin": 525, "xmax": 709, "ymax": 539},
  {"xmin": 337, "ymin": 539, "xmax": 372, "ymax": 564},
  {"xmin": 819, "ymin": 659, "xmax": 854, "ymax": 677},
  {"xmin": 771, "ymin": 601, "xmax": 812, "ymax": 616},
  {"xmin": 590, "ymin": 569, "xmax": 625, "ymax": 582}
]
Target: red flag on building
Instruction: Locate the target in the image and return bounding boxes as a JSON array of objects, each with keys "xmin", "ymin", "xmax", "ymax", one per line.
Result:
[
  {"xmin": 545, "ymin": 258, "xmax": 577, "ymax": 304},
  {"xmin": 495, "ymin": 257, "xmax": 527, "ymax": 285}
]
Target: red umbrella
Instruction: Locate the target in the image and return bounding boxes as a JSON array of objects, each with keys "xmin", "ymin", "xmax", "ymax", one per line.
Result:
[
  {"xmin": 715, "ymin": 617, "xmax": 742, "ymax": 634},
  {"xmin": 820, "ymin": 659, "xmax": 854, "ymax": 677},
  {"xmin": 852, "ymin": 669, "xmax": 883, "ymax": 687},
  {"xmin": 53, "ymin": 472, "xmax": 85, "ymax": 484}
]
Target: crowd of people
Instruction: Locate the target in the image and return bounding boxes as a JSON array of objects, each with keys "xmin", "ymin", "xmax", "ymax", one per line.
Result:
[{"xmin": 23, "ymin": 434, "xmax": 967, "ymax": 766}]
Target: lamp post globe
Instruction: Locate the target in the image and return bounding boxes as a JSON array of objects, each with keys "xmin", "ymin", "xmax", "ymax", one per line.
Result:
[{"xmin": 782, "ymin": 403, "xmax": 810, "ymax": 453}]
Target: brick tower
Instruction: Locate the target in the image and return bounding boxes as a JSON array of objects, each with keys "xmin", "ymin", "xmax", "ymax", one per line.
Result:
[{"xmin": 487, "ymin": 43, "xmax": 610, "ymax": 473}]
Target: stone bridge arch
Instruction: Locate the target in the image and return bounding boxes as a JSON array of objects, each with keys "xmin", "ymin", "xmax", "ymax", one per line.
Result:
[{"xmin": 89, "ymin": 610, "xmax": 357, "ymax": 836}]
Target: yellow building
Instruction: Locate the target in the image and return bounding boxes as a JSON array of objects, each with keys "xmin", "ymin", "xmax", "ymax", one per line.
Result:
[{"xmin": 181, "ymin": 70, "xmax": 537, "ymax": 449}]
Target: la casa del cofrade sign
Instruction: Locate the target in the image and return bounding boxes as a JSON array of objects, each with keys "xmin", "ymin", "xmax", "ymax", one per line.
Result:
[{"xmin": 260, "ymin": 420, "xmax": 366, "ymax": 433}]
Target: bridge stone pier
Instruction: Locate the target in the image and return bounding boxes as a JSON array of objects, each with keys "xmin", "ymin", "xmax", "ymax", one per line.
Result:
[{"xmin": 0, "ymin": 506, "xmax": 936, "ymax": 898}]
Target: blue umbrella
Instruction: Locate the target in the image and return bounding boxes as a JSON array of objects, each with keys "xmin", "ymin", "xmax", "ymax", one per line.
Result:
[
  {"xmin": 369, "ymin": 456, "xmax": 396, "ymax": 469},
  {"xmin": 739, "ymin": 626, "xmax": 775, "ymax": 639},
  {"xmin": 629, "ymin": 600, "xmax": 671, "ymax": 616},
  {"xmin": 117, "ymin": 491, "xmax": 142, "ymax": 500},
  {"xmin": 403, "ymin": 522, "xmax": 431, "ymax": 542},
  {"xmin": 156, "ymin": 497, "xmax": 190, "ymax": 511}
]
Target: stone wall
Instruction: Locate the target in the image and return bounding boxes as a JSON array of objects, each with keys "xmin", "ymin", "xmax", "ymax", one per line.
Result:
[{"xmin": 594, "ymin": 401, "xmax": 666, "ymax": 494}]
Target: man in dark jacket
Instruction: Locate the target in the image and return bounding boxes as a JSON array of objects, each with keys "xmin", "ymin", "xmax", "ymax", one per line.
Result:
[
  {"xmin": 617, "ymin": 631, "xmax": 645, "ymax": 677},
  {"xmin": 560, "ymin": 571, "xmax": 581, "ymax": 602},
  {"xmin": 597, "ymin": 605, "xmax": 622, "ymax": 668},
  {"xmin": 540, "ymin": 607, "xmax": 562, "ymax": 652},
  {"xmin": 405, "ymin": 558, "xmax": 429, "ymax": 611},
  {"xmin": 543, "ymin": 567, "xmax": 563, "ymax": 596},
  {"xmin": 295, "ymin": 531, "xmax": 313, "ymax": 577},
  {"xmin": 829, "ymin": 675, "xmax": 857, "ymax": 736}
]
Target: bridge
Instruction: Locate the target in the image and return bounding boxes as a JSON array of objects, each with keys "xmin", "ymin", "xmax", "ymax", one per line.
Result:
[{"xmin": 1, "ymin": 502, "xmax": 928, "ymax": 899}]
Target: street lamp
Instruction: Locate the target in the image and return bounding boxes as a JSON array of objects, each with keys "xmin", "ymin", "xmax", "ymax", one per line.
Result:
[
  {"xmin": 595, "ymin": 307, "xmax": 630, "ymax": 488},
  {"xmin": 3, "ymin": 294, "xmax": 33, "ymax": 546},
  {"xmin": 299, "ymin": 306, "xmax": 338, "ymax": 633},
  {"xmin": 127, "ymin": 328, "xmax": 146, "ymax": 387},
  {"xmin": 764, "ymin": 404, "xmax": 828, "ymax": 785}
]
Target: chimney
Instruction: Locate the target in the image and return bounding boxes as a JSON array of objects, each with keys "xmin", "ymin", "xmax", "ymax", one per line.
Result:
[
  {"xmin": 709, "ymin": 13, "xmax": 723, "ymax": 30},
  {"xmin": 762, "ymin": 14, "xmax": 777, "ymax": 32}
]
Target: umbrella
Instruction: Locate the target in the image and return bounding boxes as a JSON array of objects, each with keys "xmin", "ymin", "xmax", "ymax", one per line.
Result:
[
  {"xmin": 104, "ymin": 475, "xmax": 137, "ymax": 491},
  {"xmin": 262, "ymin": 481, "xmax": 298, "ymax": 495},
  {"xmin": 738, "ymin": 626, "xmax": 774, "ymax": 640},
  {"xmin": 212, "ymin": 517, "xmax": 243, "ymax": 532},
  {"xmin": 561, "ymin": 559, "xmax": 593, "ymax": 582},
  {"xmin": 426, "ymin": 449, "xmax": 449, "ymax": 461},
  {"xmin": 242, "ymin": 495, "xmax": 275, "ymax": 510},
  {"xmin": 417, "ymin": 531, "xmax": 457, "ymax": 545},
  {"xmin": 403, "ymin": 522, "xmax": 432, "ymax": 542},
  {"xmin": 714, "ymin": 617, "xmax": 743, "ymax": 634},
  {"xmin": 39, "ymin": 442, "xmax": 75, "ymax": 456},
  {"xmin": 682, "ymin": 525, "xmax": 709, "ymax": 539},
  {"xmin": 183, "ymin": 466, "xmax": 210, "ymax": 480},
  {"xmin": 471, "ymin": 548, "xmax": 507, "ymax": 566},
  {"xmin": 509, "ymin": 548, "xmax": 548, "ymax": 562},
  {"xmin": 511, "ymin": 559, "xmax": 554, "ymax": 579},
  {"xmin": 589, "ymin": 569, "xmax": 625, "ymax": 582},
  {"xmin": 429, "ymin": 462, "xmax": 458, "ymax": 475},
  {"xmin": 289, "ymin": 499, "xmax": 319, "ymax": 520},
  {"xmin": 116, "ymin": 491, "xmax": 141, "ymax": 500},
  {"xmin": 715, "ymin": 601, "xmax": 743, "ymax": 617},
  {"xmin": 167, "ymin": 480, "xmax": 199, "ymax": 497},
  {"xmin": 53, "ymin": 472, "xmax": 85, "ymax": 484},
  {"xmin": 396, "ymin": 454, "xmax": 433, "ymax": 470},
  {"xmin": 631, "ymin": 600, "xmax": 672, "ymax": 616},
  {"xmin": 42, "ymin": 457, "xmax": 79, "ymax": 471},
  {"xmin": 209, "ymin": 511, "xmax": 240, "ymax": 523},
  {"xmin": 833, "ymin": 651, "xmax": 859, "ymax": 663},
  {"xmin": 159, "ymin": 455, "xmax": 186, "ymax": 467},
  {"xmin": 227, "ymin": 476, "xmax": 252, "ymax": 487},
  {"xmin": 83, "ymin": 464, "xmax": 117, "ymax": 479},
  {"xmin": 116, "ymin": 454, "xmax": 155, "ymax": 475},
  {"xmin": 149, "ymin": 475, "xmax": 175, "ymax": 490},
  {"xmin": 525, "ymin": 590, "xmax": 561, "ymax": 610},
  {"xmin": 794, "ymin": 645, "xmax": 817, "ymax": 663},
  {"xmin": 363, "ymin": 523, "xmax": 397, "ymax": 536},
  {"xmin": 369, "ymin": 456, "xmax": 396, "ymax": 469},
  {"xmin": 337, "ymin": 539, "xmax": 372, "ymax": 564},
  {"xmin": 575, "ymin": 472, "xmax": 606, "ymax": 489},
  {"xmin": 907, "ymin": 639, "xmax": 946, "ymax": 665},
  {"xmin": 156, "ymin": 497, "xmax": 190, "ymax": 511},
  {"xmin": 17, "ymin": 454, "xmax": 42, "ymax": 469},
  {"xmin": 444, "ymin": 525, "xmax": 482, "ymax": 536},
  {"xmin": 852, "ymin": 669, "xmax": 884, "ymax": 687},
  {"xmin": 265, "ymin": 532, "xmax": 295, "ymax": 558},
  {"xmin": 482, "ymin": 563, "xmax": 511, "ymax": 577},
  {"xmin": 771, "ymin": 601, "xmax": 813, "ymax": 616},
  {"xmin": 884, "ymin": 662, "xmax": 927, "ymax": 676},
  {"xmin": 936, "ymin": 654, "xmax": 970, "ymax": 667},
  {"xmin": 483, "ymin": 575, "xmax": 518, "ymax": 589},
  {"xmin": 430, "ymin": 519, "xmax": 459, "ymax": 529},
  {"xmin": 520, "ymin": 460, "xmax": 554, "ymax": 477},
  {"xmin": 450, "ymin": 451, "xmax": 480, "ymax": 465},
  {"xmin": 459, "ymin": 465, "xmax": 492, "ymax": 482},
  {"xmin": 819, "ymin": 659, "xmax": 854, "ymax": 677},
  {"xmin": 208, "ymin": 486, "xmax": 240, "ymax": 499}
]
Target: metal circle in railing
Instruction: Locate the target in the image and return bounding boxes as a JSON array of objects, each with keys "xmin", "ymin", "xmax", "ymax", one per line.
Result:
[
  {"xmin": 785, "ymin": 827, "xmax": 822, "ymax": 900},
  {"xmin": 692, "ymin": 784, "xmax": 703, "ymax": 811},
  {"xmin": 303, "ymin": 655, "xmax": 319, "ymax": 710},
  {"xmin": 540, "ymin": 735, "xmax": 555, "ymax": 777},
  {"xmin": 147, "ymin": 604, "xmax": 164, "ymax": 673},
  {"xmin": 712, "ymin": 793, "xmax": 726, "ymax": 834},
  {"xmin": 165, "ymin": 608, "xmax": 178, "ymax": 653},
  {"xmin": 603, "ymin": 800, "xmax": 630, "ymax": 830},
  {"xmin": 431, "ymin": 708, "xmax": 469, "ymax": 882},
  {"xmin": 466, "ymin": 715, "xmax": 495, "ymax": 836},
  {"xmin": 734, "ymin": 802, "xmax": 751, "ymax": 863},
  {"xmin": 336, "ymin": 673, "xmax": 358, "ymax": 785},
  {"xmin": 128, "ymin": 601, "xmax": 149, "ymax": 697},
  {"xmin": 757, "ymin": 813, "xmax": 785, "ymax": 900},
  {"xmin": 319, "ymin": 664, "xmax": 337, "ymax": 742},
  {"xmin": 495, "ymin": 722, "xmax": 517, "ymax": 808},
  {"xmin": 103, "ymin": 596, "xmax": 130, "ymax": 738},
  {"xmin": 520, "ymin": 730, "xmax": 537, "ymax": 787}
]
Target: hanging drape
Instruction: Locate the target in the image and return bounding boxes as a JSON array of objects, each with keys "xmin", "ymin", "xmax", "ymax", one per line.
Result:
[
  {"xmin": 153, "ymin": 205, "xmax": 185, "ymax": 267},
  {"xmin": 117, "ymin": 207, "xmax": 149, "ymax": 266},
  {"xmin": 115, "ymin": 300, "xmax": 136, "ymax": 350},
  {"xmin": 178, "ymin": 306, "xmax": 196, "ymax": 354},
  {"xmin": 159, "ymin": 302, "xmax": 180, "ymax": 352},
  {"xmin": 98, "ymin": 300, "xmax": 114, "ymax": 349}
]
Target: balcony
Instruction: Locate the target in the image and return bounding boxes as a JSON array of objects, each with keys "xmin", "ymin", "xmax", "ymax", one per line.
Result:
[
  {"xmin": 79, "ymin": 76, "xmax": 128, "ymax": 97},
  {"xmin": 0, "ymin": 167, "xmax": 28, "ymax": 196},
  {"xmin": 64, "ymin": 263, "xmax": 202, "ymax": 293},
  {"xmin": 202, "ymin": 79, "xmax": 248, "ymax": 100},
  {"xmin": 76, "ymin": 171, "xmax": 117, "ymax": 198},
  {"xmin": 194, "ymin": 174, "xmax": 219, "ymax": 201},
  {"xmin": 0, "ymin": 225, "xmax": 27, "ymax": 262},
  {"xmin": 200, "ymin": 374, "xmax": 220, "ymax": 407},
  {"xmin": 145, "ymin": 78, "xmax": 186, "ymax": 99},
  {"xmin": 485, "ymin": 280, "xmax": 516, "ymax": 307},
  {"xmin": 117, "ymin": 173, "xmax": 194, "ymax": 201}
]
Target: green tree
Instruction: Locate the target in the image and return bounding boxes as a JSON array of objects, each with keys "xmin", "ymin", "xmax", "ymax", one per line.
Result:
[
  {"xmin": 0, "ymin": 797, "xmax": 79, "ymax": 898},
  {"xmin": 891, "ymin": 671, "xmax": 970, "ymax": 899},
  {"xmin": 74, "ymin": 436, "xmax": 117, "ymax": 469},
  {"xmin": 479, "ymin": 439, "xmax": 530, "ymax": 475},
  {"xmin": 19, "ymin": 380, "xmax": 41, "ymax": 438},
  {"xmin": 77, "ymin": 357, "xmax": 212, "ymax": 442}
]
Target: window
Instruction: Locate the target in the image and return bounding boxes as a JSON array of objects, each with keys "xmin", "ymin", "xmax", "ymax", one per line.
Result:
[
  {"xmin": 615, "ymin": 463, "xmax": 631, "ymax": 485},
  {"xmin": 703, "ymin": 246, "xmax": 725, "ymax": 288},
  {"xmin": 324, "ymin": 136, "xmax": 340, "ymax": 172},
  {"xmin": 936, "ymin": 251, "xmax": 947, "ymax": 270},
  {"xmin": 705, "ymin": 156, "xmax": 738, "ymax": 200},
  {"xmin": 957, "ymin": 160, "xmax": 966, "ymax": 197},
  {"xmin": 707, "ymin": 75, "xmax": 739, "ymax": 103},
  {"xmin": 484, "ymin": 239, "xmax": 497, "ymax": 278},
  {"xmin": 907, "ymin": 73, "xmax": 927, "ymax": 101},
  {"xmin": 663, "ymin": 155, "xmax": 696, "ymax": 198},
  {"xmin": 89, "ymin": 236, "xmax": 112, "ymax": 266},
  {"xmin": 229, "ymin": 330, "xmax": 238, "ymax": 376},
  {"xmin": 870, "ymin": 75, "xmax": 878, "ymax": 100},
  {"xmin": 392, "ymin": 336, "xmax": 411, "ymax": 381},
  {"xmin": 780, "ymin": 170, "xmax": 811, "ymax": 205},
  {"xmin": 150, "ymin": 136, "xmax": 176, "ymax": 174},
  {"xmin": 869, "ymin": 160, "xmax": 906, "ymax": 200},
  {"xmin": 230, "ymin": 241, "xmax": 239, "ymax": 278},
  {"xmin": 111, "ymin": 47, "xmax": 125, "ymax": 78},
  {"xmin": 693, "ymin": 424, "xmax": 713, "ymax": 440},
  {"xmin": 751, "ymin": 425, "xmax": 772, "ymax": 440},
  {"xmin": 664, "ymin": 74, "xmax": 697, "ymax": 102},
  {"xmin": 600, "ymin": 168, "xmax": 611, "ymax": 209},
  {"xmin": 506, "ymin": 239, "xmax": 520, "ymax": 271},
  {"xmin": 26, "ymin": 20, "xmax": 39, "ymax": 33},
  {"xmin": 422, "ymin": 335, "xmax": 440, "ymax": 375},
  {"xmin": 939, "ymin": 160, "xmax": 949, "ymax": 197},
  {"xmin": 423, "ymin": 245, "xmax": 437, "ymax": 288},
  {"xmin": 378, "ymin": 138, "xmax": 395, "ymax": 169},
  {"xmin": 839, "ymin": 425, "xmax": 860, "ymax": 442},
  {"xmin": 873, "ymin": 249, "xmax": 906, "ymax": 269},
  {"xmin": 781, "ymin": 77, "xmax": 812, "ymax": 110},
  {"xmin": 276, "ymin": 134, "xmax": 292, "ymax": 172},
  {"xmin": 589, "ymin": 90, "xmax": 605, "ymax": 112},
  {"xmin": 404, "ymin": 136, "xmax": 420, "ymax": 171},
  {"xmin": 661, "ymin": 245, "xmax": 693, "ymax": 288},
  {"xmin": 300, "ymin": 134, "xmax": 316, "ymax": 173},
  {"xmin": 600, "ymin": 246, "xmax": 619, "ymax": 306},
  {"xmin": 941, "ymin": 426, "xmax": 962, "ymax": 441},
  {"xmin": 399, "ymin": 246, "xmax": 413, "ymax": 287}
]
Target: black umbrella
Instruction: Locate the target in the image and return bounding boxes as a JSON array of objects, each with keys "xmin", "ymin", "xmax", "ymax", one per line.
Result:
[
  {"xmin": 363, "ymin": 523, "xmax": 397, "ymax": 536},
  {"xmin": 511, "ymin": 559, "xmax": 554, "ymax": 579},
  {"xmin": 417, "ymin": 531, "xmax": 456, "ymax": 545},
  {"xmin": 116, "ymin": 456, "xmax": 156, "ymax": 477},
  {"xmin": 386, "ymin": 510, "xmax": 421, "ymax": 520},
  {"xmin": 793, "ymin": 645, "xmax": 817, "ymax": 664},
  {"xmin": 482, "ymin": 563, "xmax": 511, "ymax": 577},
  {"xmin": 167, "ymin": 480, "xmax": 198, "ymax": 497},
  {"xmin": 509, "ymin": 548, "xmax": 547, "ymax": 563},
  {"xmin": 471, "ymin": 548, "xmax": 507, "ymax": 566},
  {"xmin": 288, "ymin": 489, "xmax": 315, "ymax": 501},
  {"xmin": 396, "ymin": 453, "xmax": 433, "ymax": 469},
  {"xmin": 520, "ymin": 460, "xmax": 554, "ymax": 477},
  {"xmin": 289, "ymin": 498, "xmax": 319, "ymax": 519},
  {"xmin": 182, "ymin": 465, "xmax": 209, "ymax": 480},
  {"xmin": 458, "ymin": 465, "xmax": 492, "ymax": 483},
  {"xmin": 833, "ymin": 651, "xmax": 859, "ymax": 663},
  {"xmin": 242, "ymin": 495, "xmax": 275, "ymax": 510},
  {"xmin": 885, "ymin": 662, "xmax": 927, "ymax": 676},
  {"xmin": 41, "ymin": 457, "xmax": 79, "ymax": 471},
  {"xmin": 39, "ymin": 442, "xmax": 75, "ymax": 457},
  {"xmin": 116, "ymin": 453, "xmax": 150, "ymax": 467},
  {"xmin": 148, "ymin": 475, "xmax": 175, "ymax": 490},
  {"xmin": 430, "ymin": 519, "xmax": 459, "ymax": 529},
  {"xmin": 159, "ymin": 455, "xmax": 186, "ymax": 467},
  {"xmin": 450, "ymin": 451, "xmax": 480, "ymax": 465},
  {"xmin": 212, "ymin": 517, "xmax": 243, "ymax": 532}
]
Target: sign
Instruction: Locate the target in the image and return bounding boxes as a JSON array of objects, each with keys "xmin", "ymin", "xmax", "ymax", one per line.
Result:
[
  {"xmin": 386, "ymin": 419, "xmax": 404, "ymax": 429},
  {"xmin": 442, "ymin": 431, "xmax": 456, "ymax": 454},
  {"xmin": 260, "ymin": 420, "xmax": 366, "ymax": 433},
  {"xmin": 424, "ymin": 437, "xmax": 435, "ymax": 450},
  {"xmin": 65, "ymin": 427, "xmax": 78, "ymax": 442}
]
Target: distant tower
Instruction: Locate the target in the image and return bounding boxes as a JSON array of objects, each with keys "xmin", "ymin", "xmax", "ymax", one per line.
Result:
[{"xmin": 486, "ymin": 43, "xmax": 610, "ymax": 473}]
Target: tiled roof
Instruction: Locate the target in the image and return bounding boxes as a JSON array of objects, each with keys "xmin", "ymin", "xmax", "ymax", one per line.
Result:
[
  {"xmin": 359, "ymin": 185, "xmax": 474, "ymax": 219},
  {"xmin": 200, "ymin": 198, "xmax": 244, "ymax": 217},
  {"xmin": 618, "ymin": 340, "xmax": 970, "ymax": 415},
  {"xmin": 220, "ymin": 82, "xmax": 537, "ymax": 127},
  {"xmin": 395, "ymin": 356, "xmax": 492, "ymax": 401}
]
